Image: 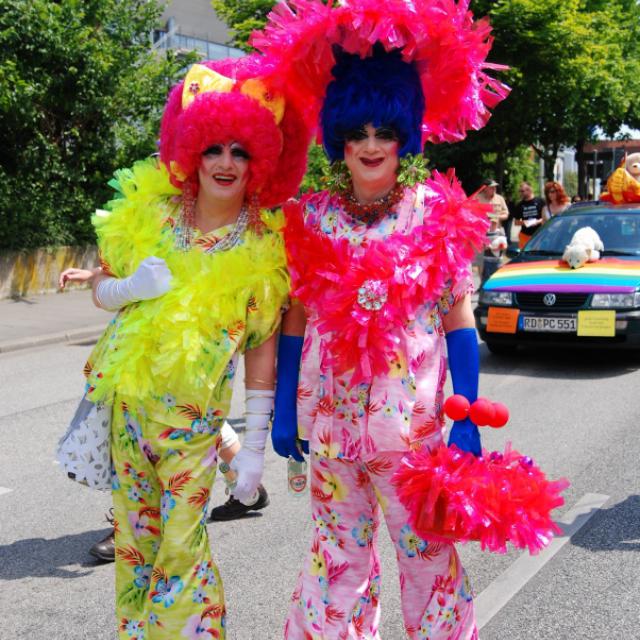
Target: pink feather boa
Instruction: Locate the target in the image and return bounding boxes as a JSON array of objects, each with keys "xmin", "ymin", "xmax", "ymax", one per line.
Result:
[
  {"xmin": 392, "ymin": 444, "xmax": 569, "ymax": 554},
  {"xmin": 252, "ymin": 0, "xmax": 510, "ymax": 142},
  {"xmin": 284, "ymin": 171, "xmax": 489, "ymax": 384}
]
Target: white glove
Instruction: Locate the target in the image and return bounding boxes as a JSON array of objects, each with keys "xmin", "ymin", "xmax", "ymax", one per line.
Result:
[
  {"xmin": 230, "ymin": 448, "xmax": 265, "ymax": 504},
  {"xmin": 95, "ymin": 256, "xmax": 172, "ymax": 311},
  {"xmin": 230, "ymin": 389, "xmax": 273, "ymax": 504}
]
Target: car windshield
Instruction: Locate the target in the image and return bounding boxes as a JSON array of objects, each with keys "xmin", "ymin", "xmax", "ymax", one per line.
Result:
[{"xmin": 523, "ymin": 212, "xmax": 640, "ymax": 257}]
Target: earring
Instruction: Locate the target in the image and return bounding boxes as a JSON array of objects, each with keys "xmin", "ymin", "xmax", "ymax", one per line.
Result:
[
  {"xmin": 325, "ymin": 160, "xmax": 351, "ymax": 194},
  {"xmin": 177, "ymin": 178, "xmax": 197, "ymax": 250},
  {"xmin": 182, "ymin": 178, "xmax": 196, "ymax": 227},
  {"xmin": 247, "ymin": 192, "xmax": 265, "ymax": 234},
  {"xmin": 397, "ymin": 153, "xmax": 429, "ymax": 187}
]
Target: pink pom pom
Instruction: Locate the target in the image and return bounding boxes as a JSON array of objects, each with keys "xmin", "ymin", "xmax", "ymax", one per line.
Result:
[
  {"xmin": 444, "ymin": 395, "xmax": 470, "ymax": 421},
  {"xmin": 392, "ymin": 444, "xmax": 569, "ymax": 554},
  {"xmin": 469, "ymin": 398, "xmax": 495, "ymax": 426},
  {"xmin": 393, "ymin": 445, "xmax": 569, "ymax": 554},
  {"xmin": 489, "ymin": 402, "xmax": 509, "ymax": 428}
]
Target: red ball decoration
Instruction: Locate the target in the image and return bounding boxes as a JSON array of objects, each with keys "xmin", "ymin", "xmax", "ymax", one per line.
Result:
[
  {"xmin": 469, "ymin": 398, "xmax": 495, "ymax": 426},
  {"xmin": 489, "ymin": 402, "xmax": 509, "ymax": 428},
  {"xmin": 443, "ymin": 395, "xmax": 470, "ymax": 421}
]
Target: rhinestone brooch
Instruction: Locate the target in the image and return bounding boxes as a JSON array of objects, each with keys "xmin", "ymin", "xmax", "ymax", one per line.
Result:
[{"xmin": 357, "ymin": 279, "xmax": 388, "ymax": 311}]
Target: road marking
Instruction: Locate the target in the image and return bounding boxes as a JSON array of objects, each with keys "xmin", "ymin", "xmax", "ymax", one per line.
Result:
[
  {"xmin": 475, "ymin": 492, "xmax": 610, "ymax": 630},
  {"xmin": 0, "ymin": 487, "xmax": 13, "ymax": 496}
]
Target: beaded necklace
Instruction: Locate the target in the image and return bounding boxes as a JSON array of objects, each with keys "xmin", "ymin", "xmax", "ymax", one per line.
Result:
[
  {"xmin": 339, "ymin": 182, "xmax": 404, "ymax": 226},
  {"xmin": 175, "ymin": 183, "xmax": 251, "ymax": 253}
]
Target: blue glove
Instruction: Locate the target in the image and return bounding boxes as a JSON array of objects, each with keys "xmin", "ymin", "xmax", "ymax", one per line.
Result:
[
  {"xmin": 272, "ymin": 334, "xmax": 308, "ymax": 462},
  {"xmin": 446, "ymin": 328, "xmax": 481, "ymax": 457}
]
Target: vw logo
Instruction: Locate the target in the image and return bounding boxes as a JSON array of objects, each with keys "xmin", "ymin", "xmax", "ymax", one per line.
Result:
[{"xmin": 543, "ymin": 293, "xmax": 557, "ymax": 306}]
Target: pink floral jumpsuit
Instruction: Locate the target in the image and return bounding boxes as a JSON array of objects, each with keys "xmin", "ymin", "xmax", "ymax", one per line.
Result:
[{"xmin": 284, "ymin": 186, "xmax": 478, "ymax": 640}]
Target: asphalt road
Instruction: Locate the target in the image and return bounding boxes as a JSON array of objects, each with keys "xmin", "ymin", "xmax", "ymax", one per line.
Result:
[{"xmin": 1, "ymin": 340, "xmax": 639, "ymax": 639}]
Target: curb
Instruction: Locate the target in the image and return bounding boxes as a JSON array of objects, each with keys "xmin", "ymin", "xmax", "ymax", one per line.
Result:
[{"xmin": 0, "ymin": 325, "xmax": 106, "ymax": 354}]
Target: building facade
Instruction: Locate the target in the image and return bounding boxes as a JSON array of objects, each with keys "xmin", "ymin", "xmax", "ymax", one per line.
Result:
[{"xmin": 153, "ymin": 0, "xmax": 243, "ymax": 60}]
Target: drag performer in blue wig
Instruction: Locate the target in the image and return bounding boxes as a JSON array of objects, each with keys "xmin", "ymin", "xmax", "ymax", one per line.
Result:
[
  {"xmin": 254, "ymin": 0, "xmax": 512, "ymax": 637},
  {"xmin": 321, "ymin": 46, "xmax": 425, "ymax": 162}
]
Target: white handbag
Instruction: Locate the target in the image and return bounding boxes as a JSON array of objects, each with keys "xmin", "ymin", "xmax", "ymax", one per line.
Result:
[{"xmin": 56, "ymin": 396, "xmax": 112, "ymax": 491}]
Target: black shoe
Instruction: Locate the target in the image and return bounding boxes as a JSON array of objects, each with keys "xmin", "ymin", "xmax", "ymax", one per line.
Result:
[
  {"xmin": 89, "ymin": 529, "xmax": 115, "ymax": 562},
  {"xmin": 89, "ymin": 509, "xmax": 115, "ymax": 562},
  {"xmin": 208, "ymin": 484, "xmax": 270, "ymax": 521}
]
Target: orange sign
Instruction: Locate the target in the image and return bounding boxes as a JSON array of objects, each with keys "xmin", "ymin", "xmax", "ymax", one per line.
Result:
[{"xmin": 487, "ymin": 307, "xmax": 519, "ymax": 334}]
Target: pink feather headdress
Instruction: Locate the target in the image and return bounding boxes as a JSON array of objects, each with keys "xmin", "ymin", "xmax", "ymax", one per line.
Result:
[{"xmin": 252, "ymin": 0, "xmax": 510, "ymax": 143}]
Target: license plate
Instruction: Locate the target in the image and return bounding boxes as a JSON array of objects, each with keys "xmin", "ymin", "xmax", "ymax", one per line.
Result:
[{"xmin": 522, "ymin": 316, "xmax": 576, "ymax": 332}]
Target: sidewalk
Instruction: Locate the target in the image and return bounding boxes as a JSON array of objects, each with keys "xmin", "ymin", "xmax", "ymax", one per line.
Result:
[
  {"xmin": 0, "ymin": 287, "xmax": 248, "ymax": 423},
  {"xmin": 0, "ymin": 274, "xmax": 481, "ymax": 355},
  {"xmin": 0, "ymin": 288, "xmax": 110, "ymax": 353}
]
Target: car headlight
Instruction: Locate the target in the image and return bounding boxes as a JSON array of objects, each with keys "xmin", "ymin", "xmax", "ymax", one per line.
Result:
[
  {"xmin": 591, "ymin": 293, "xmax": 640, "ymax": 309},
  {"xmin": 479, "ymin": 290, "xmax": 513, "ymax": 306}
]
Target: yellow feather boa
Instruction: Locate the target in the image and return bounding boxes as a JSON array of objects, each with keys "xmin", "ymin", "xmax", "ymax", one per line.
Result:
[{"xmin": 86, "ymin": 159, "xmax": 289, "ymax": 405}]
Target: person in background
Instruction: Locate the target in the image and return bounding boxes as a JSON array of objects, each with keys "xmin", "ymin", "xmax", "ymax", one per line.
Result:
[
  {"xmin": 254, "ymin": 0, "xmax": 509, "ymax": 633},
  {"xmin": 542, "ymin": 181, "xmax": 570, "ymax": 220},
  {"xmin": 571, "ymin": 194, "xmax": 582, "ymax": 204},
  {"xmin": 513, "ymin": 181, "xmax": 545, "ymax": 249},
  {"xmin": 476, "ymin": 178, "xmax": 509, "ymax": 223},
  {"xmin": 474, "ymin": 178, "xmax": 508, "ymax": 284}
]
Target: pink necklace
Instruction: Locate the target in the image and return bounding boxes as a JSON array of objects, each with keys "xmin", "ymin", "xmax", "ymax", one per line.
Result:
[{"xmin": 339, "ymin": 182, "xmax": 404, "ymax": 225}]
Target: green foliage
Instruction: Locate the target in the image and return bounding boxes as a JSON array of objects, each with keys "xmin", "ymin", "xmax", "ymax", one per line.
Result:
[
  {"xmin": 300, "ymin": 144, "xmax": 331, "ymax": 193},
  {"xmin": 563, "ymin": 171, "xmax": 578, "ymax": 198},
  {"xmin": 214, "ymin": 0, "xmax": 640, "ymax": 200},
  {"xmin": 0, "ymin": 0, "xmax": 192, "ymax": 251},
  {"xmin": 501, "ymin": 146, "xmax": 539, "ymax": 202},
  {"xmin": 472, "ymin": 0, "xmax": 640, "ymax": 180},
  {"xmin": 211, "ymin": 0, "xmax": 274, "ymax": 52},
  {"xmin": 428, "ymin": 0, "xmax": 640, "ymax": 193},
  {"xmin": 426, "ymin": 136, "xmax": 537, "ymax": 203}
]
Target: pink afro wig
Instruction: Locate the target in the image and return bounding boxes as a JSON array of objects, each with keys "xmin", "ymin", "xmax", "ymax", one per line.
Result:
[{"xmin": 159, "ymin": 55, "xmax": 311, "ymax": 208}]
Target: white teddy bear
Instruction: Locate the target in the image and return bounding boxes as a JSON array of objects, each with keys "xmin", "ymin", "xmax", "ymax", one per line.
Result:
[{"xmin": 562, "ymin": 226, "xmax": 604, "ymax": 269}]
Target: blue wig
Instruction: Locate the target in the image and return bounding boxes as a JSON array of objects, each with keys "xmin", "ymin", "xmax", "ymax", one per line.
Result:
[{"xmin": 321, "ymin": 46, "xmax": 425, "ymax": 163}]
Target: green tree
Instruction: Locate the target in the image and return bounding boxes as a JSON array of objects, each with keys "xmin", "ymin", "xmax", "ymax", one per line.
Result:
[
  {"xmin": 563, "ymin": 171, "xmax": 578, "ymax": 198},
  {"xmin": 426, "ymin": 135, "xmax": 537, "ymax": 204},
  {"xmin": 471, "ymin": 0, "xmax": 640, "ymax": 190},
  {"xmin": 0, "ymin": 0, "xmax": 191, "ymax": 250},
  {"xmin": 212, "ymin": 0, "xmax": 640, "ymax": 199},
  {"xmin": 300, "ymin": 144, "xmax": 330, "ymax": 193},
  {"xmin": 210, "ymin": 0, "xmax": 274, "ymax": 52}
]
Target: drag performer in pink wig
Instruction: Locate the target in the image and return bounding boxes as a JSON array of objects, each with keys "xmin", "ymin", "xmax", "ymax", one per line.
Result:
[
  {"xmin": 58, "ymin": 54, "xmax": 310, "ymax": 638},
  {"xmin": 253, "ymin": 1, "xmax": 510, "ymax": 638}
]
